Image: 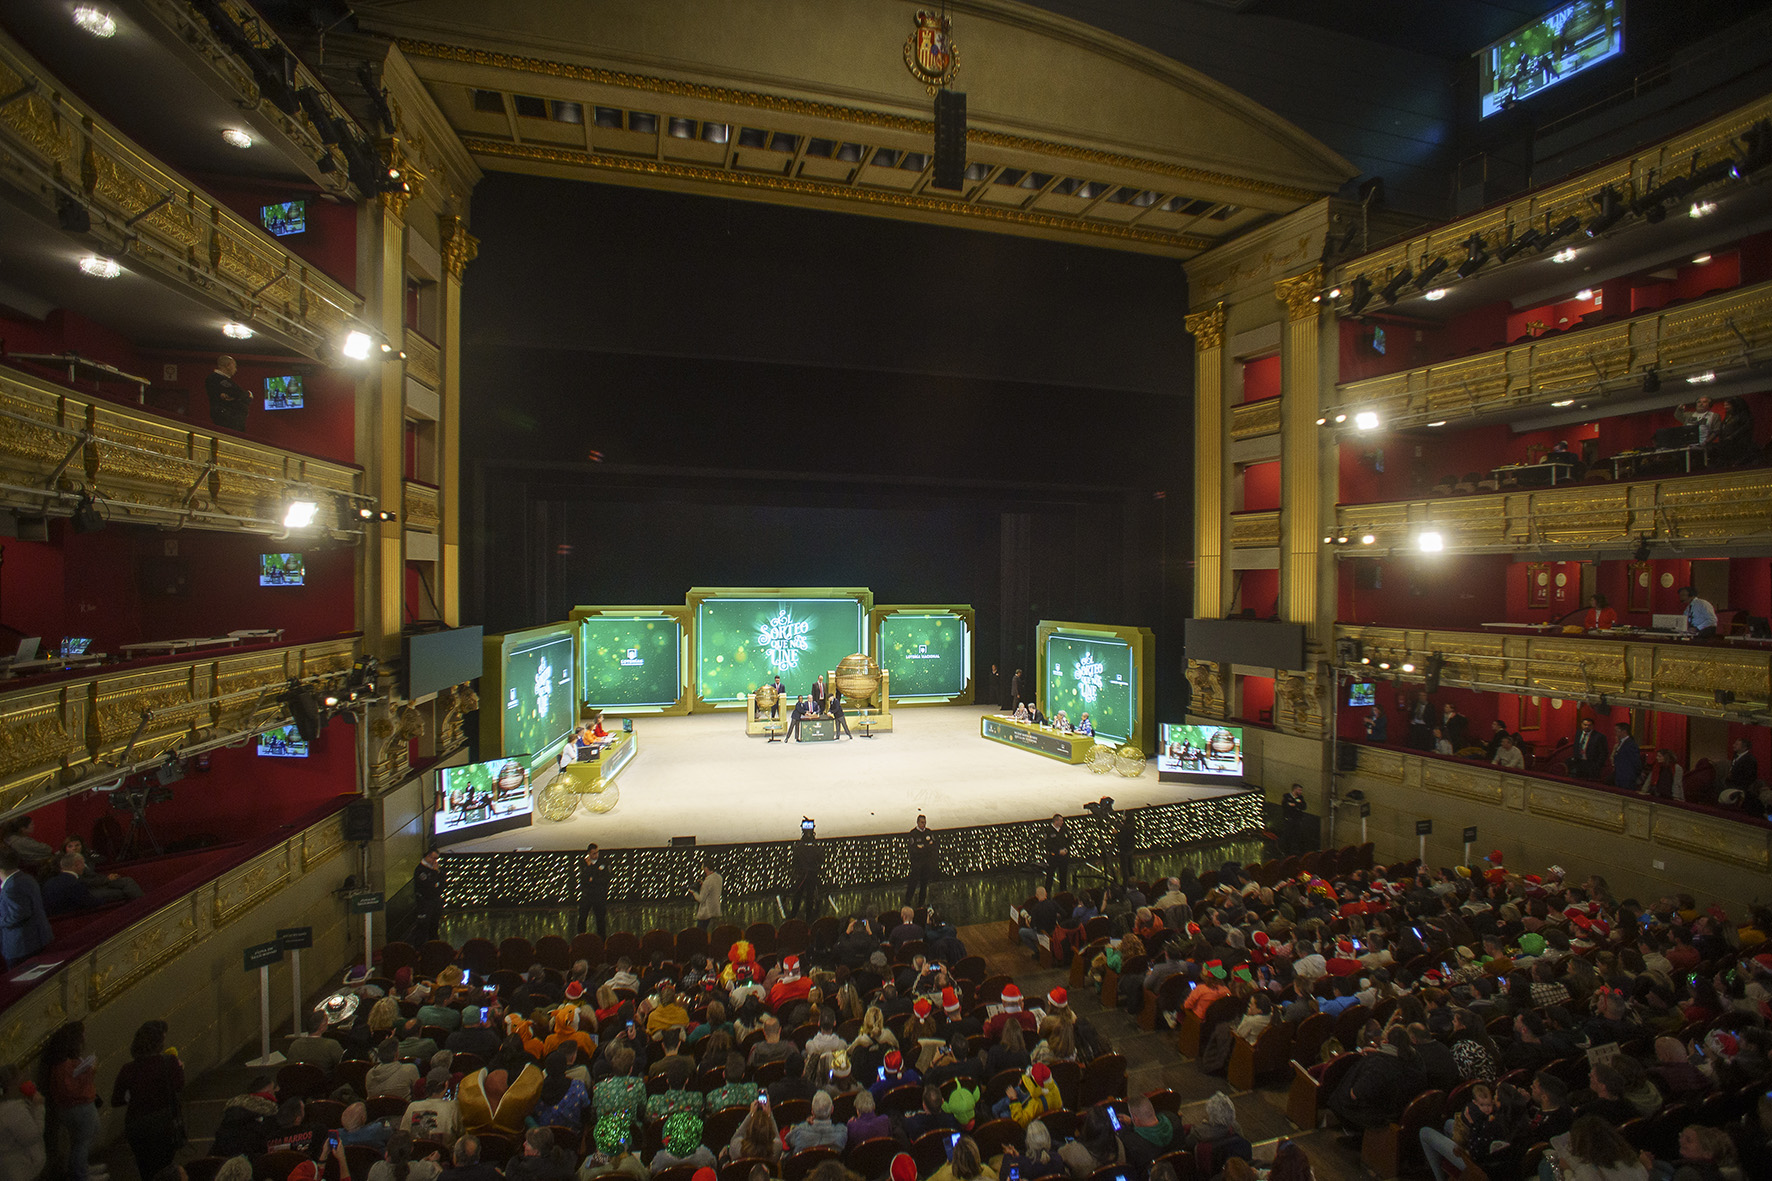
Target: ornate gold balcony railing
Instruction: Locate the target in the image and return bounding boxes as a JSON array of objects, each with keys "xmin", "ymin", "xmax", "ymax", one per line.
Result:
[
  {"xmin": 1328, "ymin": 279, "xmax": 1772, "ymax": 425},
  {"xmin": 1333, "ymin": 623, "xmax": 1770, "ymax": 716},
  {"xmin": 0, "ymin": 31, "xmax": 363, "ymax": 358},
  {"xmin": 403, "ymin": 480, "xmax": 440, "ymax": 532},
  {"xmin": 0, "ymin": 637, "xmax": 359, "ymax": 825},
  {"xmin": 0, "ymin": 362, "xmax": 363, "ymax": 533},
  {"xmin": 1329, "ymin": 93, "xmax": 1772, "ymax": 296},
  {"xmin": 1229, "ymin": 509, "xmax": 1281, "ymax": 548},
  {"xmin": 1335, "ymin": 468, "xmax": 1772, "ymax": 553},
  {"xmin": 1230, "ymin": 397, "xmax": 1282, "ymax": 440},
  {"xmin": 403, "ymin": 329, "xmax": 441, "ymax": 391}
]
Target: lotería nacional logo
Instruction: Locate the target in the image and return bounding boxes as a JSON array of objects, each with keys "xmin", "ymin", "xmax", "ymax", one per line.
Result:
[
  {"xmin": 757, "ymin": 608, "xmax": 813, "ymax": 672},
  {"xmin": 903, "ymin": 9, "xmax": 958, "ymax": 93},
  {"xmin": 619, "ymin": 647, "xmax": 644, "ymax": 668}
]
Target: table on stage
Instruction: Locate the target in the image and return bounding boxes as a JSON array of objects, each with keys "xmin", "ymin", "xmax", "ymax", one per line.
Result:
[
  {"xmin": 797, "ymin": 717, "xmax": 839, "ymax": 742},
  {"xmin": 980, "ymin": 714, "xmax": 1093, "ymax": 763}
]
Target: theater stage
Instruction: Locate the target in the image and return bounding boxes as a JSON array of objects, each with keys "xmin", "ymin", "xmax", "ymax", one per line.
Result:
[{"xmin": 451, "ymin": 705, "xmax": 1250, "ymax": 852}]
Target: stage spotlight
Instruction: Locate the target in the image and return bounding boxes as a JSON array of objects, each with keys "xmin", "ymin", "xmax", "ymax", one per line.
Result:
[
  {"xmin": 1347, "ymin": 275, "xmax": 1374, "ymax": 316},
  {"xmin": 56, "ymin": 194, "xmax": 92, "ymax": 233},
  {"xmin": 1377, "ymin": 660, "xmax": 1391, "ymax": 671},
  {"xmin": 1424, "ymin": 288, "xmax": 1448, "ymax": 301},
  {"xmin": 1632, "ymin": 534, "xmax": 1651, "ymax": 561},
  {"xmin": 1424, "ymin": 652, "xmax": 1445, "ymax": 693},
  {"xmin": 73, "ymin": 6, "xmax": 117, "ymax": 37},
  {"xmin": 1417, "ymin": 531, "xmax": 1444, "ymax": 553},
  {"xmin": 341, "ymin": 330, "xmax": 374, "ymax": 361},
  {"xmin": 1551, "ymin": 246, "xmax": 1578, "ymax": 263},
  {"xmin": 1354, "ymin": 411, "xmax": 1380, "ymax": 431},
  {"xmin": 1496, "ymin": 229, "xmax": 1540, "ymax": 262},
  {"xmin": 72, "ymin": 492, "xmax": 105, "ymax": 533},
  {"xmin": 355, "ymin": 506, "xmax": 374, "ymax": 520},
  {"xmin": 283, "ymin": 499, "xmax": 319, "ymax": 529},
  {"xmin": 1543, "ymin": 216, "xmax": 1582, "ymax": 248},
  {"xmin": 1455, "ymin": 233, "xmax": 1489, "ymax": 278},
  {"xmin": 1585, "ymin": 186, "xmax": 1623, "ymax": 237},
  {"xmin": 1361, "ymin": 534, "xmax": 1376, "ymax": 545},
  {"xmin": 1379, "ymin": 267, "xmax": 1412, "ymax": 305},
  {"xmin": 1731, "ymin": 121, "xmax": 1772, "ymax": 178},
  {"xmin": 1401, "ymin": 662, "xmax": 1415, "ymax": 673},
  {"xmin": 376, "ymin": 510, "xmax": 397, "ymax": 522},
  {"xmin": 1642, "ymin": 369, "xmax": 1661, "ymax": 393},
  {"xmin": 1415, "ymin": 256, "xmax": 1448, "ymax": 289}
]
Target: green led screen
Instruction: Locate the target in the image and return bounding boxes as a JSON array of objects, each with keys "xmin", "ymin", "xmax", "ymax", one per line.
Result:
[
  {"xmin": 696, "ymin": 596, "xmax": 864, "ymax": 704},
  {"xmin": 1042, "ymin": 634, "xmax": 1135, "ymax": 741},
  {"xmin": 879, "ymin": 612, "xmax": 968, "ymax": 699},
  {"xmin": 579, "ymin": 616, "xmax": 682, "ymax": 709},
  {"xmin": 501, "ymin": 633, "xmax": 577, "ymax": 756}
]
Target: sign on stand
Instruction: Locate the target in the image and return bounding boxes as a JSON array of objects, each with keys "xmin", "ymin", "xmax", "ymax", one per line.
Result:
[
  {"xmin": 1415, "ymin": 818, "xmax": 1432, "ymax": 863},
  {"xmin": 349, "ymin": 892, "xmax": 384, "ymax": 972},
  {"xmin": 243, "ymin": 940, "xmax": 285, "ymax": 1067},
  {"xmin": 278, "ymin": 927, "xmax": 313, "ymax": 1036}
]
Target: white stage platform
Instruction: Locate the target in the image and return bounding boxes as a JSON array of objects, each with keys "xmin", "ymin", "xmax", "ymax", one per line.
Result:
[{"xmin": 453, "ymin": 705, "xmax": 1247, "ymax": 852}]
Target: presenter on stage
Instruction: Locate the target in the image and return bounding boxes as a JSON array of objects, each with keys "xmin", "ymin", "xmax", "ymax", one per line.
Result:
[
  {"xmin": 905, "ymin": 815, "xmax": 937, "ymax": 907},
  {"xmin": 1011, "ymin": 668, "xmax": 1025, "ymax": 708},
  {"xmin": 785, "ymin": 695, "xmax": 810, "ymax": 743},
  {"xmin": 787, "ymin": 821, "xmax": 823, "ymax": 918},
  {"xmin": 770, "ymin": 675, "xmax": 786, "ymax": 717},
  {"xmin": 577, "ymin": 843, "xmax": 609, "ymax": 936},
  {"xmin": 691, "ymin": 861, "xmax": 722, "ymax": 931}
]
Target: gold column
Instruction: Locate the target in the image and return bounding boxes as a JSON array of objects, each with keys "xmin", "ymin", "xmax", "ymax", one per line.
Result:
[
  {"xmin": 369, "ymin": 194, "xmax": 408, "ymax": 659},
  {"xmin": 1186, "ymin": 302, "xmax": 1226, "ymax": 620},
  {"xmin": 438, "ymin": 216, "xmax": 478, "ymax": 628},
  {"xmin": 1275, "ymin": 267, "xmax": 1323, "ymax": 627}
]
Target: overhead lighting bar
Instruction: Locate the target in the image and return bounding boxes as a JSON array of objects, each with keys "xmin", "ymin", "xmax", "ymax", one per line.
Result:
[
  {"xmin": 222, "ymin": 322, "xmax": 253, "ymax": 339},
  {"xmin": 221, "ymin": 128, "xmax": 253, "ymax": 149},
  {"xmin": 73, "ymin": 6, "xmax": 116, "ymax": 37},
  {"xmin": 78, "ymin": 256, "xmax": 120, "ymax": 279}
]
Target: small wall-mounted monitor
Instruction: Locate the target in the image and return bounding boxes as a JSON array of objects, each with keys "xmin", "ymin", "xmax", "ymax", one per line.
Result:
[
  {"xmin": 264, "ymin": 375, "xmax": 304, "ymax": 410},
  {"xmin": 260, "ymin": 553, "xmax": 305, "ymax": 586},
  {"xmin": 1348, "ymin": 682, "xmax": 1377, "ymax": 708},
  {"xmin": 261, "ymin": 200, "xmax": 306, "ymax": 237},
  {"xmin": 1479, "ymin": 0, "xmax": 1624, "ymax": 119},
  {"xmin": 1369, "ymin": 326, "xmax": 1386, "ymax": 355},
  {"xmin": 257, "ymin": 723, "xmax": 309, "ymax": 758}
]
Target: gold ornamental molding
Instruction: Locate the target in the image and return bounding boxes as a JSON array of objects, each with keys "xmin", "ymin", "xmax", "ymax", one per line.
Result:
[
  {"xmin": 302, "ymin": 813, "xmax": 348, "ymax": 872},
  {"xmin": 1275, "ymin": 265, "xmax": 1325, "ymax": 322},
  {"xmin": 1185, "ymin": 302, "xmax": 1227, "ymax": 351},
  {"xmin": 439, "ymin": 213, "xmax": 479, "ymax": 280},
  {"xmin": 1331, "ymin": 278, "xmax": 1772, "ymax": 425},
  {"xmin": 1228, "ymin": 510, "xmax": 1281, "ymax": 549},
  {"xmin": 1654, "ymin": 811, "xmax": 1769, "ymax": 871},
  {"xmin": 1527, "ymin": 783, "xmax": 1627, "ymax": 833},
  {"xmin": 1186, "ymin": 659, "xmax": 1227, "ymax": 719},
  {"xmin": 461, "ymin": 137, "xmax": 1214, "ymax": 252},
  {"xmin": 403, "ymin": 481, "xmax": 441, "ymax": 532},
  {"xmin": 404, "ymin": 329, "xmax": 442, "ymax": 391},
  {"xmin": 1420, "ymin": 759, "xmax": 1504, "ymax": 805},
  {"xmin": 212, "ymin": 849, "xmax": 291, "ymax": 929},
  {"xmin": 1229, "ymin": 397, "xmax": 1282, "ymax": 440},
  {"xmin": 89, "ymin": 901, "xmax": 200, "ymax": 1007},
  {"xmin": 397, "ymin": 39, "xmax": 1324, "ymax": 205}
]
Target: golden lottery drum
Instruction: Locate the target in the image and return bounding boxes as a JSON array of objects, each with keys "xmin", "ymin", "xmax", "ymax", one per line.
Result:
[
  {"xmin": 556, "ymin": 763, "xmax": 603, "ymax": 795},
  {"xmin": 1087, "ymin": 744, "xmax": 1117, "ymax": 774},
  {"xmin": 585, "ymin": 784, "xmax": 620, "ymax": 813},
  {"xmin": 834, "ymin": 653, "xmax": 882, "ymax": 705},
  {"xmin": 537, "ymin": 783, "xmax": 577, "ymax": 822},
  {"xmin": 755, "ymin": 684, "xmax": 779, "ymax": 711}
]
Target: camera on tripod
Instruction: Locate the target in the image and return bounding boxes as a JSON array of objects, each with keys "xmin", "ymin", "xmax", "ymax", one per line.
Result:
[{"xmin": 1083, "ymin": 795, "xmax": 1116, "ymax": 818}]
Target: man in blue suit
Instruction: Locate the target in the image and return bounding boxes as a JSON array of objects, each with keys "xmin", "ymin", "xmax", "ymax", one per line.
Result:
[
  {"xmin": 43, "ymin": 851, "xmax": 100, "ymax": 916},
  {"xmin": 0, "ymin": 846, "xmax": 52, "ymax": 965},
  {"xmin": 1612, "ymin": 722, "xmax": 1643, "ymax": 792}
]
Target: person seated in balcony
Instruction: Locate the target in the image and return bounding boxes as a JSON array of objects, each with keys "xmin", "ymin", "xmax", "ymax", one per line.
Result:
[
  {"xmin": 1709, "ymin": 396, "xmax": 1756, "ymax": 466},
  {"xmin": 1582, "ymin": 593, "xmax": 1618, "ymax": 631},
  {"xmin": 1725, "ymin": 738, "xmax": 1759, "ymax": 793},
  {"xmin": 1644, "ymin": 750, "xmax": 1685, "ymax": 801},
  {"xmin": 1363, "ymin": 706, "xmax": 1388, "ymax": 743},
  {"xmin": 1492, "ymin": 735, "xmax": 1525, "ymax": 771},
  {"xmin": 1613, "ymin": 723, "xmax": 1644, "ymax": 791},
  {"xmin": 1661, "ymin": 394, "xmax": 1720, "ymax": 451},
  {"xmin": 1440, "ymin": 704, "xmax": 1469, "ymax": 750},
  {"xmin": 1, "ymin": 816, "xmax": 54, "ymax": 873},
  {"xmin": 1569, "ymin": 717, "xmax": 1607, "ymax": 780},
  {"xmin": 59, "ymin": 837, "xmax": 141, "ymax": 906},
  {"xmin": 42, "ymin": 852, "xmax": 103, "ymax": 917},
  {"xmin": 1406, "ymin": 691, "xmax": 1433, "ymax": 750},
  {"xmin": 1433, "ymin": 728, "xmax": 1454, "ymax": 756},
  {"xmin": 206, "ymin": 355, "xmax": 253, "ymax": 431},
  {"xmin": 1484, "ymin": 720, "xmax": 1519, "ymax": 763},
  {"xmin": 1678, "ymin": 586, "xmax": 1718, "ymax": 638}
]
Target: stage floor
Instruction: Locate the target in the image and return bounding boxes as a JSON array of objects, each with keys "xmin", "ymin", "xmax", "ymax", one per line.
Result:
[{"xmin": 453, "ymin": 705, "xmax": 1248, "ymax": 852}]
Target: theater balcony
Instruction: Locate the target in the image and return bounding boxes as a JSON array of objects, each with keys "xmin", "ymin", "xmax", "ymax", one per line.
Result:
[{"xmin": 0, "ymin": 28, "xmax": 364, "ymax": 360}]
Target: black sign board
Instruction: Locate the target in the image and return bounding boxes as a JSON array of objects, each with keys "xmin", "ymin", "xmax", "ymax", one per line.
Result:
[
  {"xmin": 1415, "ymin": 819, "xmax": 1433, "ymax": 836},
  {"xmin": 1359, "ymin": 801, "xmax": 1372, "ymax": 818},
  {"xmin": 1462, "ymin": 825, "xmax": 1478, "ymax": 843},
  {"xmin": 277, "ymin": 926, "xmax": 313, "ymax": 950},
  {"xmin": 348, "ymin": 891, "xmax": 385, "ymax": 915},
  {"xmin": 243, "ymin": 940, "xmax": 283, "ymax": 972}
]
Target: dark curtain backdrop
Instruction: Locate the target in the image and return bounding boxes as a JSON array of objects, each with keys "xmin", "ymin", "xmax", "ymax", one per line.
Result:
[{"xmin": 460, "ymin": 175, "xmax": 1195, "ymax": 717}]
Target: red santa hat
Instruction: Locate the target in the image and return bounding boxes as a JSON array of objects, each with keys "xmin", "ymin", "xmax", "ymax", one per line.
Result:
[
  {"xmin": 891, "ymin": 1155, "xmax": 918, "ymax": 1181},
  {"xmin": 912, "ymin": 998, "xmax": 933, "ymax": 1020},
  {"xmin": 1001, "ymin": 984, "xmax": 1023, "ymax": 1009},
  {"xmin": 1046, "ymin": 987, "xmax": 1068, "ymax": 1010},
  {"xmin": 884, "ymin": 1049, "xmax": 903, "ymax": 1071},
  {"xmin": 941, "ymin": 987, "xmax": 961, "ymax": 1014},
  {"xmin": 1186, "ymin": 922, "xmax": 1201, "ymax": 936},
  {"xmin": 1336, "ymin": 938, "xmax": 1356, "ymax": 956},
  {"xmin": 1486, "ymin": 849, "xmax": 1504, "ymax": 864},
  {"xmin": 564, "ymin": 980, "xmax": 585, "ymax": 1001},
  {"xmin": 1030, "ymin": 1062, "xmax": 1052, "ymax": 1085},
  {"xmin": 780, "ymin": 955, "xmax": 801, "ymax": 979},
  {"xmin": 1252, "ymin": 931, "xmax": 1269, "ymax": 947}
]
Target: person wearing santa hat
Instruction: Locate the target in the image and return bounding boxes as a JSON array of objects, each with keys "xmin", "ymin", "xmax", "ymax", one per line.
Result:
[
  {"xmin": 983, "ymin": 985, "xmax": 1038, "ymax": 1040},
  {"xmin": 869, "ymin": 1048, "xmax": 921, "ymax": 1100},
  {"xmin": 767, "ymin": 957, "xmax": 811, "ymax": 1013}
]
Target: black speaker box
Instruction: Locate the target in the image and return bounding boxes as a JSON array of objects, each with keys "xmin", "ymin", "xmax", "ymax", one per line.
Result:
[
  {"xmin": 933, "ymin": 89, "xmax": 967, "ymax": 190},
  {"xmin": 343, "ymin": 800, "xmax": 373, "ymax": 842},
  {"xmin": 1336, "ymin": 745, "xmax": 1359, "ymax": 772}
]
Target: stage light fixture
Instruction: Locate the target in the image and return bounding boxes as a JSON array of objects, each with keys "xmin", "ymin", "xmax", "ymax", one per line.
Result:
[
  {"xmin": 377, "ymin": 511, "xmax": 397, "ymax": 522},
  {"xmin": 1731, "ymin": 121, "xmax": 1772, "ymax": 178},
  {"xmin": 1551, "ymin": 399, "xmax": 1575, "ymax": 407},
  {"xmin": 56, "ymin": 195, "xmax": 92, "ymax": 233},
  {"xmin": 222, "ymin": 322, "xmax": 253, "ymax": 339},
  {"xmin": 78, "ymin": 256, "xmax": 120, "ymax": 279},
  {"xmin": 1575, "ymin": 289, "xmax": 1594, "ymax": 301},
  {"xmin": 1417, "ymin": 531, "xmax": 1444, "ymax": 553},
  {"xmin": 1333, "ymin": 414, "xmax": 1347, "ymax": 424},
  {"xmin": 1424, "ymin": 652, "xmax": 1446, "ymax": 693},
  {"xmin": 221, "ymin": 128, "xmax": 253, "ymax": 149},
  {"xmin": 1688, "ymin": 201, "xmax": 1717, "ymax": 219},
  {"xmin": 1426, "ymin": 420, "xmax": 1447, "ymax": 427},
  {"xmin": 1496, "ymin": 229, "xmax": 1541, "ymax": 262},
  {"xmin": 1359, "ymin": 656, "xmax": 1371, "ymax": 666},
  {"xmin": 72, "ymin": 492, "xmax": 104, "ymax": 533},
  {"xmin": 1642, "ymin": 369, "xmax": 1661, "ymax": 393},
  {"xmin": 1686, "ymin": 371, "xmax": 1716, "ymax": 385},
  {"xmin": 1354, "ymin": 411, "xmax": 1380, "ymax": 431},
  {"xmin": 1401, "ymin": 662, "xmax": 1415, "ymax": 673},
  {"xmin": 354, "ymin": 506, "xmax": 374, "ymax": 520},
  {"xmin": 1455, "ymin": 233, "xmax": 1489, "ymax": 278},
  {"xmin": 1360, "ymin": 534, "xmax": 1376, "ymax": 545},
  {"xmin": 1347, "ymin": 275, "xmax": 1374, "ymax": 316},
  {"xmin": 1585, "ymin": 186, "xmax": 1623, "ymax": 237},
  {"xmin": 1551, "ymin": 247, "xmax": 1577, "ymax": 263},
  {"xmin": 1632, "ymin": 535, "xmax": 1651, "ymax": 561},
  {"xmin": 1336, "ymin": 536, "xmax": 1350, "ymax": 545},
  {"xmin": 1415, "ymin": 256, "xmax": 1449, "ymax": 289},
  {"xmin": 1692, "ymin": 253, "xmax": 1713, "ymax": 265},
  {"xmin": 1377, "ymin": 660, "xmax": 1391, "ymax": 671},
  {"xmin": 1328, "ymin": 287, "xmax": 1342, "ymax": 300},
  {"xmin": 1544, "ymin": 213, "xmax": 1582, "ymax": 247},
  {"xmin": 73, "ymin": 6, "xmax": 116, "ymax": 37},
  {"xmin": 342, "ymin": 330, "xmax": 373, "ymax": 360},
  {"xmin": 1424, "ymin": 288, "xmax": 1448, "ymax": 301},
  {"xmin": 1378, "ymin": 267, "xmax": 1413, "ymax": 305},
  {"xmin": 284, "ymin": 679, "xmax": 323, "ymax": 742},
  {"xmin": 283, "ymin": 499, "xmax": 319, "ymax": 529},
  {"xmin": 1316, "ymin": 417, "xmax": 1328, "ymax": 426}
]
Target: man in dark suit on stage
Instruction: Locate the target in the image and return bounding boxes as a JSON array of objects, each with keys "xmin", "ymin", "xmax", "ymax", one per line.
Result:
[
  {"xmin": 1011, "ymin": 669, "xmax": 1025, "ymax": 708},
  {"xmin": 1569, "ymin": 717, "xmax": 1606, "ymax": 780},
  {"xmin": 785, "ymin": 696, "xmax": 810, "ymax": 743},
  {"xmin": 905, "ymin": 815, "xmax": 937, "ymax": 907},
  {"xmin": 787, "ymin": 824, "xmax": 822, "ymax": 918},
  {"xmin": 811, "ymin": 675, "xmax": 827, "ymax": 712},
  {"xmin": 828, "ymin": 689, "xmax": 852, "ymax": 738}
]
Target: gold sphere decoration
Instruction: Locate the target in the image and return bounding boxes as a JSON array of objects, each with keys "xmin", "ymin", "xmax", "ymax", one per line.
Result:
[
  {"xmin": 834, "ymin": 653, "xmax": 882, "ymax": 707},
  {"xmin": 1114, "ymin": 744, "xmax": 1147, "ymax": 778},
  {"xmin": 556, "ymin": 763, "xmax": 603, "ymax": 795},
  {"xmin": 585, "ymin": 783, "xmax": 620, "ymax": 813},
  {"xmin": 1087, "ymin": 744, "xmax": 1117, "ymax": 774},
  {"xmin": 754, "ymin": 684, "xmax": 779, "ymax": 713},
  {"xmin": 537, "ymin": 783, "xmax": 577, "ymax": 821}
]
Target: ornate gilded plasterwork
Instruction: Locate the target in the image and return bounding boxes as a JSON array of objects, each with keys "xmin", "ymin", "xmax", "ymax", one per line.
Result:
[
  {"xmin": 1185, "ymin": 303, "xmax": 1226, "ymax": 351},
  {"xmin": 1229, "ymin": 510, "xmax": 1280, "ymax": 549},
  {"xmin": 1274, "ymin": 266, "xmax": 1324, "ymax": 322},
  {"xmin": 1229, "ymin": 398, "xmax": 1281, "ymax": 440}
]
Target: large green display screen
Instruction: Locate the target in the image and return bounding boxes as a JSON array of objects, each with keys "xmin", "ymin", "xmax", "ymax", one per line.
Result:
[
  {"xmin": 579, "ymin": 616, "xmax": 682, "ymax": 709},
  {"xmin": 501, "ymin": 633, "xmax": 576, "ymax": 755},
  {"xmin": 696, "ymin": 597, "xmax": 864, "ymax": 704},
  {"xmin": 880, "ymin": 612, "xmax": 969, "ymax": 700},
  {"xmin": 1043, "ymin": 634, "xmax": 1135, "ymax": 741}
]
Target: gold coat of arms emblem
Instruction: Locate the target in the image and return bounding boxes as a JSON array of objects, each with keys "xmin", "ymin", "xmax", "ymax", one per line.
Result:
[{"xmin": 904, "ymin": 10, "xmax": 958, "ymax": 93}]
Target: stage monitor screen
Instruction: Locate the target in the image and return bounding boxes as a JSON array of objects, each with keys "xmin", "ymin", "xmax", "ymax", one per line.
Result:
[
  {"xmin": 580, "ymin": 615, "xmax": 683, "ymax": 709},
  {"xmin": 256, "ymin": 723, "xmax": 309, "ymax": 758},
  {"xmin": 405, "ymin": 625, "xmax": 484, "ymax": 700},
  {"xmin": 1479, "ymin": 0, "xmax": 1623, "ymax": 119},
  {"xmin": 260, "ymin": 553, "xmax": 304, "ymax": 586},
  {"xmin": 502, "ymin": 633, "xmax": 577, "ymax": 757},
  {"xmin": 264, "ymin": 375, "xmax": 304, "ymax": 410},
  {"xmin": 261, "ymin": 200, "xmax": 306, "ymax": 236},
  {"xmin": 879, "ymin": 611, "xmax": 969, "ymax": 700},
  {"xmin": 1348, "ymin": 682, "xmax": 1376, "ymax": 708},
  {"xmin": 696, "ymin": 596, "xmax": 864, "ymax": 704},
  {"xmin": 434, "ymin": 757, "xmax": 533, "ymax": 842},
  {"xmin": 1043, "ymin": 633, "xmax": 1134, "ymax": 742},
  {"xmin": 1158, "ymin": 723, "xmax": 1245, "ymax": 780}
]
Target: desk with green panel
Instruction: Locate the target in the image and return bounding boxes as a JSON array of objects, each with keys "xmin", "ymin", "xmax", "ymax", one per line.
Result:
[{"xmin": 980, "ymin": 714, "xmax": 1093, "ymax": 763}]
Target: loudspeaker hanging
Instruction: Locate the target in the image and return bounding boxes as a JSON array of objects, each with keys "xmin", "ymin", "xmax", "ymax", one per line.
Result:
[{"xmin": 933, "ymin": 89, "xmax": 967, "ymax": 191}]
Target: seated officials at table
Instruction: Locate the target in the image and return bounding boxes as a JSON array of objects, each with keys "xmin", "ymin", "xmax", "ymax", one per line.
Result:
[
  {"xmin": 1679, "ymin": 586, "xmax": 1718, "ymax": 637},
  {"xmin": 1013, "ymin": 703, "xmax": 1029, "ymax": 722},
  {"xmin": 1025, "ymin": 703, "xmax": 1047, "ymax": 725},
  {"xmin": 1077, "ymin": 713, "xmax": 1094, "ymax": 736},
  {"xmin": 1583, "ymin": 593, "xmax": 1617, "ymax": 631}
]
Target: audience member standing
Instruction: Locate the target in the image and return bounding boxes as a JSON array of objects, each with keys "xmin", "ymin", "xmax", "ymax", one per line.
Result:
[
  {"xmin": 577, "ymin": 843, "xmax": 609, "ymax": 937},
  {"xmin": 0, "ymin": 847, "xmax": 51, "ymax": 965},
  {"xmin": 905, "ymin": 815, "xmax": 938, "ymax": 908},
  {"xmin": 111, "ymin": 1020, "xmax": 186, "ymax": 1181}
]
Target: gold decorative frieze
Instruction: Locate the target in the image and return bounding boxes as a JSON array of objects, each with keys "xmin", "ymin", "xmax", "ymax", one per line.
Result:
[
  {"xmin": 89, "ymin": 667, "xmax": 201, "ymax": 765},
  {"xmin": 1346, "ymin": 743, "xmax": 1407, "ymax": 783},
  {"xmin": 440, "ymin": 214, "xmax": 479, "ymax": 280},
  {"xmin": 1653, "ymin": 811, "xmax": 1770, "ymax": 871},
  {"xmin": 1229, "ymin": 510, "xmax": 1280, "ymax": 549},
  {"xmin": 404, "ymin": 329, "xmax": 441, "ymax": 391},
  {"xmin": 1230, "ymin": 397, "xmax": 1282, "ymax": 440},
  {"xmin": 300, "ymin": 639, "xmax": 359, "ymax": 681},
  {"xmin": 404, "ymin": 481, "xmax": 441, "ymax": 532},
  {"xmin": 303, "ymin": 813, "xmax": 348, "ymax": 871},
  {"xmin": 89, "ymin": 898, "xmax": 200, "ymax": 1006},
  {"xmin": 1330, "ymin": 278, "xmax": 1772, "ymax": 425},
  {"xmin": 1421, "ymin": 760, "xmax": 1504, "ymax": 805},
  {"xmin": 0, "ymin": 972, "xmax": 70, "ymax": 1064},
  {"xmin": 1186, "ymin": 659, "xmax": 1227, "ymax": 719},
  {"xmin": 212, "ymin": 847, "xmax": 291, "ymax": 929}
]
